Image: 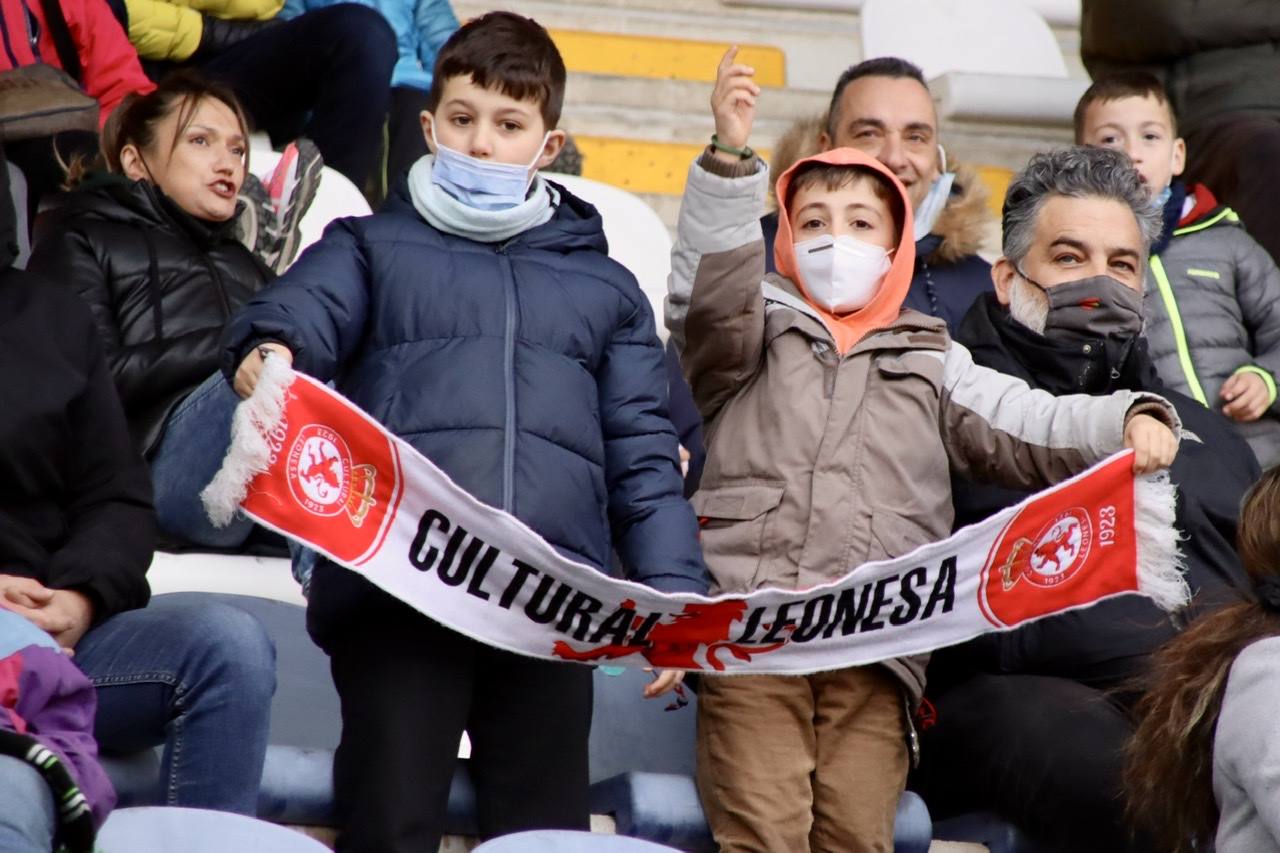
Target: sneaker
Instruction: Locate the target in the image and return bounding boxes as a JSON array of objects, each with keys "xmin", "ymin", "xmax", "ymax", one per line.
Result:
[
  {"xmin": 236, "ymin": 139, "xmax": 323, "ymax": 274},
  {"xmin": 235, "ymin": 170, "xmax": 271, "ymax": 259},
  {"xmin": 265, "ymin": 138, "xmax": 322, "ymax": 273}
]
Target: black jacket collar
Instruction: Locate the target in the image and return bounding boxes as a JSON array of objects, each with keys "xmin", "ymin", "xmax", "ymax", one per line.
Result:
[{"xmin": 955, "ymin": 291, "xmax": 1160, "ymax": 394}]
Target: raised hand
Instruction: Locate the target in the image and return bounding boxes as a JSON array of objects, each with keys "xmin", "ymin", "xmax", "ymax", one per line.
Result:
[{"xmin": 710, "ymin": 46, "xmax": 761, "ymax": 159}]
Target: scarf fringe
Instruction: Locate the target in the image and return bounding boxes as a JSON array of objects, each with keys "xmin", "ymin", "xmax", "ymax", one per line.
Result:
[
  {"xmin": 200, "ymin": 358, "xmax": 296, "ymax": 527},
  {"xmin": 1133, "ymin": 469, "xmax": 1191, "ymax": 612}
]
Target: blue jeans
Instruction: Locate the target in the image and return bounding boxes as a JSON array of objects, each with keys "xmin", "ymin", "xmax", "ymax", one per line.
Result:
[
  {"xmin": 75, "ymin": 593, "xmax": 277, "ymax": 813},
  {"xmin": 0, "ymin": 755, "xmax": 54, "ymax": 853},
  {"xmin": 150, "ymin": 372, "xmax": 255, "ymax": 548}
]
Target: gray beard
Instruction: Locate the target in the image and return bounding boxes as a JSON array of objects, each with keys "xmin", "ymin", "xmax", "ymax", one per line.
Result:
[{"xmin": 1008, "ymin": 277, "xmax": 1048, "ymax": 335}]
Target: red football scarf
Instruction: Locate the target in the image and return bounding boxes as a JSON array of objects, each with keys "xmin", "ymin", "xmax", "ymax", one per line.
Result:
[{"xmin": 202, "ymin": 360, "xmax": 1188, "ymax": 674}]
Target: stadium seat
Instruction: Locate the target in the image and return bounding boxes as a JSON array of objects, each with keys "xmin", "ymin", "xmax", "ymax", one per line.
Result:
[
  {"xmin": 860, "ymin": 0, "xmax": 1087, "ymax": 126},
  {"xmin": 933, "ymin": 811, "xmax": 1042, "ymax": 853},
  {"xmin": 97, "ymin": 806, "xmax": 330, "ymax": 852},
  {"xmin": 475, "ymin": 830, "xmax": 681, "ymax": 851},
  {"xmin": 147, "ymin": 552, "xmax": 304, "ymax": 605},
  {"xmin": 587, "ymin": 666, "xmax": 933, "ymax": 851},
  {"xmin": 541, "ymin": 173, "xmax": 673, "ymax": 340},
  {"xmin": 99, "ymin": 592, "xmax": 340, "ymax": 823}
]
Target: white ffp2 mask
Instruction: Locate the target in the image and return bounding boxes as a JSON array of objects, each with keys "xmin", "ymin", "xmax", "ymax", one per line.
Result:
[{"xmin": 793, "ymin": 234, "xmax": 893, "ymax": 314}]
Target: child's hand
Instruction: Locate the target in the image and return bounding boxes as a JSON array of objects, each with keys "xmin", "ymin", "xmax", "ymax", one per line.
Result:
[
  {"xmin": 643, "ymin": 667, "xmax": 685, "ymax": 698},
  {"xmin": 1123, "ymin": 412, "xmax": 1179, "ymax": 473},
  {"xmin": 1221, "ymin": 371, "xmax": 1271, "ymax": 422},
  {"xmin": 710, "ymin": 46, "xmax": 760, "ymax": 163},
  {"xmin": 234, "ymin": 342, "xmax": 294, "ymax": 399}
]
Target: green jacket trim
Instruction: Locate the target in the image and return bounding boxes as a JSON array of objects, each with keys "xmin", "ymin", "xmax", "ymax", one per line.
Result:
[
  {"xmin": 1149, "ymin": 254, "xmax": 1209, "ymax": 405},
  {"xmin": 1172, "ymin": 207, "xmax": 1238, "ymax": 238}
]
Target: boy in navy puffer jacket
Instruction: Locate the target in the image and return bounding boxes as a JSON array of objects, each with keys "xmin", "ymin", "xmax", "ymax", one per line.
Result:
[{"xmin": 221, "ymin": 12, "xmax": 708, "ymax": 852}]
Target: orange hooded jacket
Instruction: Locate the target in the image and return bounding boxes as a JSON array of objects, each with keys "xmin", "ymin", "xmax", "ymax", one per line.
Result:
[{"xmin": 772, "ymin": 148, "xmax": 917, "ymax": 354}]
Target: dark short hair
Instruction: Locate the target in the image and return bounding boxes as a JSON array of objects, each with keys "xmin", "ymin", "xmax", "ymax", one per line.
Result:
[
  {"xmin": 1073, "ymin": 71, "xmax": 1177, "ymax": 143},
  {"xmin": 428, "ymin": 12, "xmax": 566, "ymax": 129},
  {"xmin": 785, "ymin": 162, "xmax": 905, "ymax": 241},
  {"xmin": 825, "ymin": 57, "xmax": 927, "ymax": 138}
]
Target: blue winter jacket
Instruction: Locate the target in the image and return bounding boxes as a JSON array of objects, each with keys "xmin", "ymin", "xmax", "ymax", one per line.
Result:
[
  {"xmin": 279, "ymin": 0, "xmax": 456, "ymax": 91},
  {"xmin": 222, "ymin": 179, "xmax": 709, "ymax": 640}
]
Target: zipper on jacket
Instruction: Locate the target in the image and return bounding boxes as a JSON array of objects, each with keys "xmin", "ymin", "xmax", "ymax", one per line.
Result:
[
  {"xmin": 811, "ymin": 340, "xmax": 838, "ymax": 398},
  {"xmin": 497, "ymin": 242, "xmax": 517, "ymax": 513}
]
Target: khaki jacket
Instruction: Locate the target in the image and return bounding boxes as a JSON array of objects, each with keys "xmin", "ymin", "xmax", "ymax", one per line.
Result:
[{"xmin": 665, "ymin": 151, "xmax": 1177, "ymax": 702}]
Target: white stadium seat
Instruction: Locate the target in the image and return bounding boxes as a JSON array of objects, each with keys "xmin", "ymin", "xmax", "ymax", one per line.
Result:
[
  {"xmin": 147, "ymin": 551, "xmax": 305, "ymax": 605},
  {"xmin": 860, "ymin": 0, "xmax": 1087, "ymax": 126}
]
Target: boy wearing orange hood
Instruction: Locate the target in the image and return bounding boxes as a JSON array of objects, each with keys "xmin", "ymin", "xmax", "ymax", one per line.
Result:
[{"xmin": 665, "ymin": 50, "xmax": 1184, "ymax": 852}]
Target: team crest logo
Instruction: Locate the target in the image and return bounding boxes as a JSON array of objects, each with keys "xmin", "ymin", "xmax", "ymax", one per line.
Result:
[
  {"xmin": 999, "ymin": 508, "xmax": 1093, "ymax": 590},
  {"xmin": 287, "ymin": 424, "xmax": 378, "ymax": 527}
]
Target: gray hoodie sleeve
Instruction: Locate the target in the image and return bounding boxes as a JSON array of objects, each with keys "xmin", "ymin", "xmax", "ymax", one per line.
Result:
[
  {"xmin": 665, "ymin": 151, "xmax": 770, "ymax": 422},
  {"xmin": 1214, "ymin": 637, "xmax": 1280, "ymax": 851},
  {"xmin": 938, "ymin": 340, "xmax": 1181, "ymax": 489}
]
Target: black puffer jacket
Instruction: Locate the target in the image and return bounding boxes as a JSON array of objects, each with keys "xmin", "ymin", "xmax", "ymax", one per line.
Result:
[
  {"xmin": 28, "ymin": 174, "xmax": 270, "ymax": 456},
  {"xmin": 929, "ymin": 293, "xmax": 1256, "ymax": 694}
]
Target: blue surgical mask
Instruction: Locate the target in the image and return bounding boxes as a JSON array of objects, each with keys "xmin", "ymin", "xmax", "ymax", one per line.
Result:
[
  {"xmin": 913, "ymin": 171, "xmax": 956, "ymax": 242},
  {"xmin": 429, "ymin": 125, "xmax": 549, "ymax": 211},
  {"xmin": 1152, "ymin": 185, "xmax": 1172, "ymax": 210}
]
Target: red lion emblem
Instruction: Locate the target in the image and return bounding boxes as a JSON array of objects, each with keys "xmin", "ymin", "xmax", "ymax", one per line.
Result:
[
  {"xmin": 300, "ymin": 443, "xmax": 343, "ymax": 492},
  {"xmin": 552, "ymin": 599, "xmax": 788, "ymax": 671},
  {"xmin": 1032, "ymin": 526, "xmax": 1076, "ymax": 575}
]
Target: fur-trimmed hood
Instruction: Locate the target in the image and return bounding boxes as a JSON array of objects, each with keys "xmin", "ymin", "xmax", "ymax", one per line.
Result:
[{"xmin": 767, "ymin": 115, "xmax": 990, "ymax": 265}]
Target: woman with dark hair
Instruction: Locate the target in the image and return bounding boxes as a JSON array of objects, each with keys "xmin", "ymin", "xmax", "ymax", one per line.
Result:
[
  {"xmin": 28, "ymin": 71, "xmax": 271, "ymax": 550},
  {"xmin": 1126, "ymin": 465, "xmax": 1280, "ymax": 852}
]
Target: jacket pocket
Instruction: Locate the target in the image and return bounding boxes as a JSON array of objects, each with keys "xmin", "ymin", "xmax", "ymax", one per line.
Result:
[
  {"xmin": 875, "ymin": 354, "xmax": 943, "ymax": 393},
  {"xmin": 868, "ymin": 510, "xmax": 933, "ymax": 562},
  {"xmin": 691, "ymin": 482, "xmax": 785, "ymax": 592}
]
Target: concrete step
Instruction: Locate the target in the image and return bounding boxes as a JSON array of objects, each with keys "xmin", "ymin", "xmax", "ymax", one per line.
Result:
[
  {"xmin": 562, "ymin": 73, "xmax": 829, "ymax": 132},
  {"xmin": 451, "ymin": 0, "xmax": 1071, "ymax": 252},
  {"xmin": 456, "ymin": 0, "xmax": 861, "ymax": 91}
]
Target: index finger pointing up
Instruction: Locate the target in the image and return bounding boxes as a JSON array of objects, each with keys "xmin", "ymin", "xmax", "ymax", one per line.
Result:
[{"xmin": 718, "ymin": 45, "xmax": 739, "ymax": 73}]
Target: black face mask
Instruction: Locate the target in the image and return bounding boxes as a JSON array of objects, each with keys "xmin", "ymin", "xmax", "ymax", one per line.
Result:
[{"xmin": 1018, "ymin": 271, "xmax": 1145, "ymax": 343}]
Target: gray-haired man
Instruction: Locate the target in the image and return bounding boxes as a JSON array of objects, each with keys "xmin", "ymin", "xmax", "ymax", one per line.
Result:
[{"xmin": 913, "ymin": 147, "xmax": 1258, "ymax": 853}]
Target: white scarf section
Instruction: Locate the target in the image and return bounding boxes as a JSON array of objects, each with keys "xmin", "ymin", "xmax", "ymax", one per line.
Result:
[
  {"xmin": 408, "ymin": 154, "xmax": 558, "ymax": 244},
  {"xmin": 913, "ymin": 171, "xmax": 957, "ymax": 242},
  {"xmin": 201, "ymin": 362, "xmax": 1189, "ymax": 676}
]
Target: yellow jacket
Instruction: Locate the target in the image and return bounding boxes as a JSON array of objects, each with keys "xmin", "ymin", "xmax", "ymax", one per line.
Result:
[{"xmin": 125, "ymin": 0, "xmax": 284, "ymax": 61}]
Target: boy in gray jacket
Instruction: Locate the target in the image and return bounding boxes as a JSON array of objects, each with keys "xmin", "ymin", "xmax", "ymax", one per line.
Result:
[
  {"xmin": 668, "ymin": 50, "xmax": 1181, "ymax": 852},
  {"xmin": 1077, "ymin": 72, "xmax": 1280, "ymax": 468}
]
